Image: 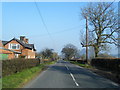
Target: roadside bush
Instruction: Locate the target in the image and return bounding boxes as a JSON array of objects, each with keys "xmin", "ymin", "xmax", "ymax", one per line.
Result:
[
  {"xmin": 70, "ymin": 59, "xmax": 85, "ymax": 64},
  {"xmin": 91, "ymin": 58, "xmax": 120, "ymax": 73},
  {"xmin": 2, "ymin": 58, "xmax": 40, "ymax": 77},
  {"xmin": 0, "ymin": 61, "xmax": 1, "ymax": 77}
]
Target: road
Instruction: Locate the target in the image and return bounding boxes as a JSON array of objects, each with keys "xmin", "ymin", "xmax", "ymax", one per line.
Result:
[{"xmin": 24, "ymin": 60, "xmax": 120, "ymax": 88}]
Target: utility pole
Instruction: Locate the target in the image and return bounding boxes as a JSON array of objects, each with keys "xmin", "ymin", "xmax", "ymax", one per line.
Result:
[{"xmin": 85, "ymin": 16, "xmax": 88, "ymax": 63}]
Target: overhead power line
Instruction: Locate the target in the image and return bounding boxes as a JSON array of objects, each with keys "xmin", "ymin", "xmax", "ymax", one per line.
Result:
[
  {"xmin": 29, "ymin": 25, "xmax": 81, "ymax": 37},
  {"xmin": 34, "ymin": 1, "xmax": 50, "ymax": 36},
  {"xmin": 34, "ymin": 0, "xmax": 55, "ymax": 48}
]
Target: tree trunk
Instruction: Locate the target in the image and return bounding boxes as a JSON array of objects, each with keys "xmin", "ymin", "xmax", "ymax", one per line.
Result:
[
  {"xmin": 94, "ymin": 46, "xmax": 99, "ymax": 57},
  {"xmin": 95, "ymin": 51, "xmax": 98, "ymax": 57}
]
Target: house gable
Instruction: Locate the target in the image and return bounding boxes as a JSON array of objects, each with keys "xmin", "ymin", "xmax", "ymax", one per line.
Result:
[
  {"xmin": 3, "ymin": 38, "xmax": 24, "ymax": 47},
  {"xmin": 3, "ymin": 38, "xmax": 36, "ymax": 51},
  {"xmin": 4, "ymin": 39, "xmax": 24, "ymax": 52}
]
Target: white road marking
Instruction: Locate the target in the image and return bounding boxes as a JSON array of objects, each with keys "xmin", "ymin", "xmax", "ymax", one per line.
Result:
[
  {"xmin": 65, "ymin": 65, "xmax": 79, "ymax": 87},
  {"xmin": 70, "ymin": 73, "xmax": 79, "ymax": 86},
  {"xmin": 111, "ymin": 82, "xmax": 119, "ymax": 86},
  {"xmin": 65, "ymin": 65, "xmax": 69, "ymax": 70}
]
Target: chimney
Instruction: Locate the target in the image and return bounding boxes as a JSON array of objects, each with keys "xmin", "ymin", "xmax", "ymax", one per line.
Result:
[
  {"xmin": 20, "ymin": 36, "xmax": 25, "ymax": 42},
  {"xmin": 25, "ymin": 38, "xmax": 29, "ymax": 44}
]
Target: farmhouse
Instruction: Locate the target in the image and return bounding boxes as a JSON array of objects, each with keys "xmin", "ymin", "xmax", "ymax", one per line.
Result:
[{"xmin": 0, "ymin": 36, "xmax": 36, "ymax": 59}]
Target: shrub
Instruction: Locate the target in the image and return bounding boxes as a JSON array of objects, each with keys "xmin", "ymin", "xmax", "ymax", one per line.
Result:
[
  {"xmin": 91, "ymin": 58, "xmax": 120, "ymax": 73},
  {"xmin": 2, "ymin": 58, "xmax": 40, "ymax": 77},
  {"xmin": 70, "ymin": 59, "xmax": 86, "ymax": 64},
  {"xmin": 0, "ymin": 61, "xmax": 1, "ymax": 78}
]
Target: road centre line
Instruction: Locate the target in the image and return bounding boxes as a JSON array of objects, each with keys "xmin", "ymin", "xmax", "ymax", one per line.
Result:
[
  {"xmin": 65, "ymin": 65, "xmax": 79, "ymax": 87},
  {"xmin": 65, "ymin": 65, "xmax": 69, "ymax": 70},
  {"xmin": 70, "ymin": 73, "xmax": 79, "ymax": 87},
  {"xmin": 111, "ymin": 82, "xmax": 119, "ymax": 86}
]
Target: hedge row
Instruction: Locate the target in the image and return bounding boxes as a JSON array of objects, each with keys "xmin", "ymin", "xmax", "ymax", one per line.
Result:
[
  {"xmin": 0, "ymin": 61, "xmax": 1, "ymax": 77},
  {"xmin": 2, "ymin": 59, "xmax": 40, "ymax": 77},
  {"xmin": 91, "ymin": 58, "xmax": 120, "ymax": 73},
  {"xmin": 70, "ymin": 59, "xmax": 85, "ymax": 64}
]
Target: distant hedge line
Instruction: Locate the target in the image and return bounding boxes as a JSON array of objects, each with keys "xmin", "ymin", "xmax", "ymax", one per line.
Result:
[
  {"xmin": 70, "ymin": 59, "xmax": 85, "ymax": 64},
  {"xmin": 2, "ymin": 59, "xmax": 40, "ymax": 77},
  {"xmin": 91, "ymin": 58, "xmax": 120, "ymax": 73}
]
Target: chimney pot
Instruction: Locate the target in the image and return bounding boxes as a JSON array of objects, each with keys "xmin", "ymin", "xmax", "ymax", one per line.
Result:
[
  {"xmin": 25, "ymin": 38, "xmax": 29, "ymax": 44},
  {"xmin": 20, "ymin": 36, "xmax": 25, "ymax": 41}
]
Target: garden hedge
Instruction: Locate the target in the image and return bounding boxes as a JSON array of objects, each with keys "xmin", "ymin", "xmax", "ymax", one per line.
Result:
[
  {"xmin": 91, "ymin": 58, "xmax": 120, "ymax": 73},
  {"xmin": 2, "ymin": 58, "xmax": 40, "ymax": 77},
  {"xmin": 0, "ymin": 61, "xmax": 1, "ymax": 77}
]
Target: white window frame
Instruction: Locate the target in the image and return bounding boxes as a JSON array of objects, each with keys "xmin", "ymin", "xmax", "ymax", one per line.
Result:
[{"xmin": 9, "ymin": 44, "xmax": 20, "ymax": 50}]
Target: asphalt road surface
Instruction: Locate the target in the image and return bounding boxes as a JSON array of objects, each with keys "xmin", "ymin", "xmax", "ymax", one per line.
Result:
[{"xmin": 24, "ymin": 60, "xmax": 120, "ymax": 88}]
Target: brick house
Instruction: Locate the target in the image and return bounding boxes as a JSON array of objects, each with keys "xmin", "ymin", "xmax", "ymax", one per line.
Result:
[
  {"xmin": 0, "ymin": 36, "xmax": 36, "ymax": 59},
  {"xmin": 0, "ymin": 41, "xmax": 21, "ymax": 60}
]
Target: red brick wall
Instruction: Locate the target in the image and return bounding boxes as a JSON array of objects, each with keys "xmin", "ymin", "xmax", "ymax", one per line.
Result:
[
  {"xmin": 27, "ymin": 49, "xmax": 35, "ymax": 58},
  {"xmin": 21, "ymin": 48, "xmax": 35, "ymax": 58},
  {"xmin": 8, "ymin": 53, "xmax": 15, "ymax": 59}
]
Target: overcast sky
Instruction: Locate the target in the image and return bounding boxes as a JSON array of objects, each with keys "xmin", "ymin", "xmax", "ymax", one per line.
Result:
[{"xmin": 2, "ymin": 2, "xmax": 118, "ymax": 55}]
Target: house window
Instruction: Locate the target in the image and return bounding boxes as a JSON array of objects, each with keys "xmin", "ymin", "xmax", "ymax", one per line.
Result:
[{"xmin": 9, "ymin": 44, "xmax": 20, "ymax": 49}]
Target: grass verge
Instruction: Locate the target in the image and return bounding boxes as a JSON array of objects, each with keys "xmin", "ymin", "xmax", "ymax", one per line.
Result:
[
  {"xmin": 69, "ymin": 61, "xmax": 93, "ymax": 69},
  {"xmin": 2, "ymin": 60, "xmax": 57, "ymax": 88},
  {"xmin": 0, "ymin": 78, "xmax": 2, "ymax": 90}
]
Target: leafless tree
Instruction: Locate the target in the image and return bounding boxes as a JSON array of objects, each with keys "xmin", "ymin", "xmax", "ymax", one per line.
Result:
[
  {"xmin": 40, "ymin": 48, "xmax": 54, "ymax": 59},
  {"xmin": 81, "ymin": 2, "xmax": 119, "ymax": 57},
  {"xmin": 61, "ymin": 44, "xmax": 78, "ymax": 60}
]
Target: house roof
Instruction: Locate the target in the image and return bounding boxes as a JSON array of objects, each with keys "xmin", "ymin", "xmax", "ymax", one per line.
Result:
[
  {"xmin": 2, "ymin": 41, "xmax": 8, "ymax": 45},
  {"xmin": 2, "ymin": 38, "xmax": 36, "ymax": 51}
]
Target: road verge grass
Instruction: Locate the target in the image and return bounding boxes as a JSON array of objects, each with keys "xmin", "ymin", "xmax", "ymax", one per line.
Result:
[
  {"xmin": 0, "ymin": 78, "xmax": 2, "ymax": 90},
  {"xmin": 2, "ymin": 60, "xmax": 57, "ymax": 88},
  {"xmin": 70, "ymin": 61, "xmax": 93, "ymax": 69}
]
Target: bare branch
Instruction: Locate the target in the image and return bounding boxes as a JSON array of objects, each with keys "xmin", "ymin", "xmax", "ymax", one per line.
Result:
[{"xmin": 81, "ymin": 2, "xmax": 117, "ymax": 57}]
